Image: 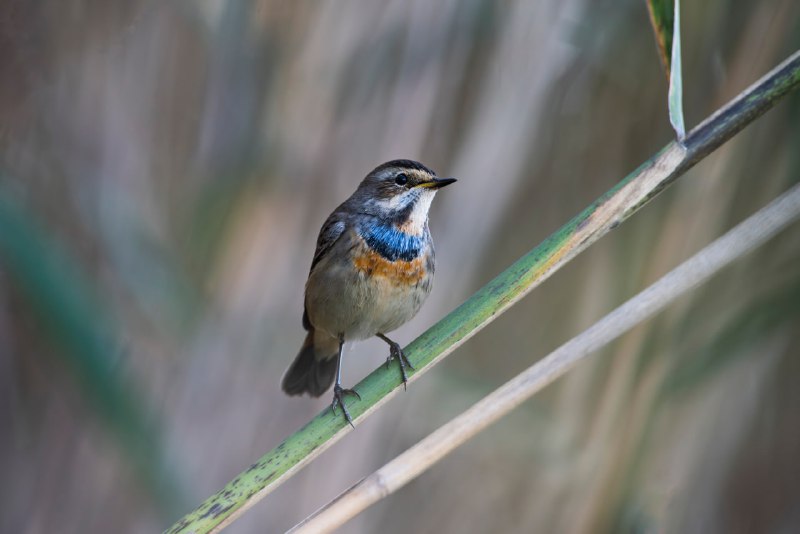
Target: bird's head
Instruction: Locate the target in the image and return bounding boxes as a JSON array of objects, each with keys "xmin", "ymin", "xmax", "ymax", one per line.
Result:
[{"xmin": 353, "ymin": 159, "xmax": 456, "ymax": 233}]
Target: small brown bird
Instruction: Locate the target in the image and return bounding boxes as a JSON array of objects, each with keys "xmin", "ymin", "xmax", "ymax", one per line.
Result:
[{"xmin": 281, "ymin": 159, "xmax": 456, "ymax": 425}]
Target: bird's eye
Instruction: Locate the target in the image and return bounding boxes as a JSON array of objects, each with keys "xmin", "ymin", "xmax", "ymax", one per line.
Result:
[{"xmin": 394, "ymin": 173, "xmax": 409, "ymax": 186}]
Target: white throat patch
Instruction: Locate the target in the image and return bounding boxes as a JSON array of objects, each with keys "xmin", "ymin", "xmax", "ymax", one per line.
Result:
[{"xmin": 401, "ymin": 190, "xmax": 435, "ymax": 235}]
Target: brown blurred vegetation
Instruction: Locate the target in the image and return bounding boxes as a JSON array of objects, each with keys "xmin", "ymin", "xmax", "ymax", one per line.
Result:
[{"xmin": 1, "ymin": 1, "xmax": 799, "ymax": 533}]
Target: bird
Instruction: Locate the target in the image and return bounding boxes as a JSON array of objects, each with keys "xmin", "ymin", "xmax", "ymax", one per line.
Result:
[{"xmin": 281, "ymin": 159, "xmax": 456, "ymax": 426}]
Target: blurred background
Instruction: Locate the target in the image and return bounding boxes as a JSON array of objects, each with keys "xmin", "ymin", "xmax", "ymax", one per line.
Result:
[{"xmin": 1, "ymin": 1, "xmax": 799, "ymax": 532}]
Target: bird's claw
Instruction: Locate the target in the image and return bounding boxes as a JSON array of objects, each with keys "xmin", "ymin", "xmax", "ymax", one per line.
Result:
[
  {"xmin": 385, "ymin": 342, "xmax": 415, "ymax": 391},
  {"xmin": 331, "ymin": 384, "xmax": 361, "ymax": 427}
]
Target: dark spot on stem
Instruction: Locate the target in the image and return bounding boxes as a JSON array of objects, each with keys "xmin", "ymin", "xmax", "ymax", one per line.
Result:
[{"xmin": 199, "ymin": 503, "xmax": 223, "ymax": 520}]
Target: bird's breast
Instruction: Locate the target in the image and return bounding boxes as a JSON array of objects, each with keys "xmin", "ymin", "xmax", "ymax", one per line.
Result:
[
  {"xmin": 352, "ymin": 246, "xmax": 430, "ymax": 285},
  {"xmin": 305, "ymin": 226, "xmax": 435, "ymax": 339},
  {"xmin": 361, "ymin": 222, "xmax": 425, "ymax": 262}
]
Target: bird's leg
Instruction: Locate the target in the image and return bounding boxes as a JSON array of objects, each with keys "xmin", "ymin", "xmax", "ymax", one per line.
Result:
[
  {"xmin": 376, "ymin": 333, "xmax": 415, "ymax": 390},
  {"xmin": 330, "ymin": 335, "xmax": 360, "ymax": 427}
]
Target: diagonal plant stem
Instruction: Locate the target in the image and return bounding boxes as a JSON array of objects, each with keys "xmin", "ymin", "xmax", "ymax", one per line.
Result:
[
  {"xmin": 165, "ymin": 49, "xmax": 800, "ymax": 534},
  {"xmin": 289, "ymin": 183, "xmax": 800, "ymax": 534}
]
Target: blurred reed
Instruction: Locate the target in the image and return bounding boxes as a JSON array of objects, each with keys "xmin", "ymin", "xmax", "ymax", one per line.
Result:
[{"xmin": 1, "ymin": 1, "xmax": 799, "ymax": 533}]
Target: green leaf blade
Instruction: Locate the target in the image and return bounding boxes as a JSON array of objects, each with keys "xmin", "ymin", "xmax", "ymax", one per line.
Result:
[
  {"xmin": 646, "ymin": 0, "xmax": 675, "ymax": 77},
  {"xmin": 668, "ymin": 0, "xmax": 686, "ymax": 140}
]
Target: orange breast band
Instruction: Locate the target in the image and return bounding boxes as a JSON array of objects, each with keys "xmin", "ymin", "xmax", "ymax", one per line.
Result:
[{"xmin": 353, "ymin": 248, "xmax": 427, "ymax": 284}]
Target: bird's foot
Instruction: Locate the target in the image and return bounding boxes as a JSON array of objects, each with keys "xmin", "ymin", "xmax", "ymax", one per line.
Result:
[
  {"xmin": 330, "ymin": 384, "xmax": 361, "ymax": 428},
  {"xmin": 384, "ymin": 341, "xmax": 415, "ymax": 391}
]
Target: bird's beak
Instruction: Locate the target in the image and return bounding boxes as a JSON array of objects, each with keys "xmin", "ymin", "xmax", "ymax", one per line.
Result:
[{"xmin": 418, "ymin": 177, "xmax": 457, "ymax": 190}]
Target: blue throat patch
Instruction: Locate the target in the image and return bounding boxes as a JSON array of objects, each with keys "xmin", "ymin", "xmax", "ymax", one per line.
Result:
[{"xmin": 362, "ymin": 222, "xmax": 424, "ymax": 262}]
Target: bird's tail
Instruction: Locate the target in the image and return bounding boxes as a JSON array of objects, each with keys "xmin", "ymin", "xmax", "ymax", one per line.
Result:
[{"xmin": 281, "ymin": 330, "xmax": 338, "ymax": 397}]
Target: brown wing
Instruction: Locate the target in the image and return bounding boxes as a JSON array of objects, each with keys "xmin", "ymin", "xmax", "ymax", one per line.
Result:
[
  {"xmin": 309, "ymin": 216, "xmax": 347, "ymax": 274},
  {"xmin": 302, "ymin": 215, "xmax": 347, "ymax": 331}
]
